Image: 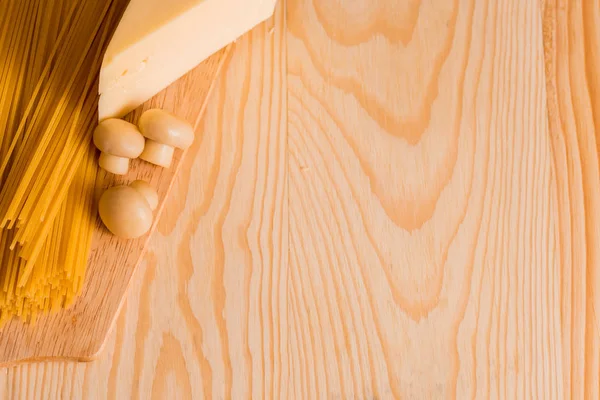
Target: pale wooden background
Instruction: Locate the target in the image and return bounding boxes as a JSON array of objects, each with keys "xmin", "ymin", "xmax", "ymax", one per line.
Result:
[{"xmin": 0, "ymin": 0, "xmax": 599, "ymax": 398}]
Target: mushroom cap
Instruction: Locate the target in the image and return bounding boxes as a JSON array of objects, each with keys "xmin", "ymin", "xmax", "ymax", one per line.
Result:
[
  {"xmin": 138, "ymin": 109, "xmax": 194, "ymax": 149},
  {"xmin": 93, "ymin": 119, "xmax": 145, "ymax": 158},
  {"xmin": 130, "ymin": 180, "xmax": 159, "ymax": 210},
  {"xmin": 98, "ymin": 185, "xmax": 153, "ymax": 239}
]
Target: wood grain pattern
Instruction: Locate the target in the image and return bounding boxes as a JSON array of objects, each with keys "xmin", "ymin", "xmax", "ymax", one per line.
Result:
[
  {"xmin": 0, "ymin": 44, "xmax": 230, "ymax": 364},
  {"xmin": 542, "ymin": 0, "xmax": 600, "ymax": 398},
  {"xmin": 1, "ymin": 0, "xmax": 600, "ymax": 398},
  {"xmin": 0, "ymin": 5, "xmax": 287, "ymax": 398},
  {"xmin": 286, "ymin": 0, "xmax": 561, "ymax": 397}
]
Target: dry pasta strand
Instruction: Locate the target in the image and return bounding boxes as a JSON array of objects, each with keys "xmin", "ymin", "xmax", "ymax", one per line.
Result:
[{"xmin": 0, "ymin": 0, "xmax": 130, "ymax": 323}]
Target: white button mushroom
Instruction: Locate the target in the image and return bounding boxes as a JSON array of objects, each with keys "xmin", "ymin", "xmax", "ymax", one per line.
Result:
[
  {"xmin": 98, "ymin": 180, "xmax": 158, "ymax": 239},
  {"xmin": 129, "ymin": 180, "xmax": 159, "ymax": 211},
  {"xmin": 137, "ymin": 109, "xmax": 194, "ymax": 168},
  {"xmin": 93, "ymin": 119, "xmax": 145, "ymax": 175}
]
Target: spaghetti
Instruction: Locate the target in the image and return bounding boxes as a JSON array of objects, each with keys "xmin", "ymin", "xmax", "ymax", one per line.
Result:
[{"xmin": 0, "ymin": 0, "xmax": 129, "ymax": 323}]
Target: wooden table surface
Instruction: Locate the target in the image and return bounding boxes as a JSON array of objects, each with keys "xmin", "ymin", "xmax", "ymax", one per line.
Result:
[{"xmin": 1, "ymin": 0, "xmax": 599, "ymax": 398}]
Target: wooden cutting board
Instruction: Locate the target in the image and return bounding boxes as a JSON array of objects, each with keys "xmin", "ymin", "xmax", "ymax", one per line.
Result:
[{"xmin": 0, "ymin": 46, "xmax": 231, "ymax": 366}]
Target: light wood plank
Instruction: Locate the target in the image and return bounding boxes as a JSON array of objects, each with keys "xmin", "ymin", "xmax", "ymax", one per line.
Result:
[
  {"xmin": 3, "ymin": 0, "xmax": 600, "ymax": 397},
  {"xmin": 286, "ymin": 0, "xmax": 560, "ymax": 398},
  {"xmin": 542, "ymin": 0, "xmax": 600, "ymax": 398},
  {"xmin": 0, "ymin": 4, "xmax": 287, "ymax": 398}
]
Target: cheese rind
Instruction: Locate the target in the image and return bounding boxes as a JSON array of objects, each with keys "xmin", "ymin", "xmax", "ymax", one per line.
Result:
[{"xmin": 99, "ymin": 0, "xmax": 277, "ymax": 121}]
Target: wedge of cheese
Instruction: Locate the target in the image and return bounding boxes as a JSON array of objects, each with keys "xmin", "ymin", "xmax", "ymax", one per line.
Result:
[{"xmin": 99, "ymin": 0, "xmax": 277, "ymax": 120}]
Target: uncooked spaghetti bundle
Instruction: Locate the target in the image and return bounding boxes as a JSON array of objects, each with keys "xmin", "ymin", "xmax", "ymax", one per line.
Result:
[{"xmin": 0, "ymin": 0, "xmax": 128, "ymax": 323}]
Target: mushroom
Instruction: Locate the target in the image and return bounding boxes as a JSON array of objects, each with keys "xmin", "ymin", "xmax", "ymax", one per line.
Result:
[
  {"xmin": 129, "ymin": 179, "xmax": 159, "ymax": 210},
  {"xmin": 93, "ymin": 119, "xmax": 145, "ymax": 175},
  {"xmin": 138, "ymin": 109, "xmax": 194, "ymax": 168},
  {"xmin": 98, "ymin": 180, "xmax": 158, "ymax": 239}
]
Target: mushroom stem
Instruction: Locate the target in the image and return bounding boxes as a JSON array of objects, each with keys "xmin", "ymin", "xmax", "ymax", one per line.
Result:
[
  {"xmin": 139, "ymin": 139, "xmax": 174, "ymax": 168},
  {"xmin": 99, "ymin": 152, "xmax": 130, "ymax": 175}
]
